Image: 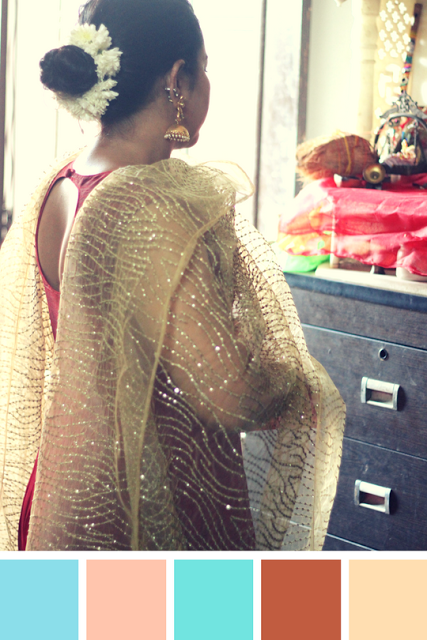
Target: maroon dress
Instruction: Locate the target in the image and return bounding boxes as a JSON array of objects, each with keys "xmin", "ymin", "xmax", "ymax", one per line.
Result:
[{"xmin": 18, "ymin": 163, "xmax": 111, "ymax": 550}]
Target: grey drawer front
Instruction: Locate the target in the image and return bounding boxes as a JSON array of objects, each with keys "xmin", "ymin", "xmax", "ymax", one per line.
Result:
[
  {"xmin": 327, "ymin": 438, "xmax": 427, "ymax": 550},
  {"xmin": 292, "ymin": 287, "xmax": 427, "ymax": 350},
  {"xmin": 303, "ymin": 324, "xmax": 427, "ymax": 458}
]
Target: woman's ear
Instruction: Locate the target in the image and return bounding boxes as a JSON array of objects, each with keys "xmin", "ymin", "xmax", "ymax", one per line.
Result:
[{"xmin": 166, "ymin": 59, "xmax": 187, "ymax": 104}]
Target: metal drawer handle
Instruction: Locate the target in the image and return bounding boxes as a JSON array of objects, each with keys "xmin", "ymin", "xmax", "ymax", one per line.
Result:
[
  {"xmin": 354, "ymin": 480, "xmax": 391, "ymax": 514},
  {"xmin": 360, "ymin": 377, "xmax": 400, "ymax": 411}
]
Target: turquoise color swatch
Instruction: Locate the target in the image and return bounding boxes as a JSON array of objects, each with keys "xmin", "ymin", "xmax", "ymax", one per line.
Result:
[
  {"xmin": 0, "ymin": 560, "xmax": 78, "ymax": 640},
  {"xmin": 174, "ymin": 560, "xmax": 253, "ymax": 640}
]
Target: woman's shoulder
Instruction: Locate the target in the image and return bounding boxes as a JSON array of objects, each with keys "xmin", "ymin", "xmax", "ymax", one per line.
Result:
[
  {"xmin": 104, "ymin": 158, "xmax": 254, "ymax": 204},
  {"xmin": 72, "ymin": 158, "xmax": 253, "ymax": 250}
]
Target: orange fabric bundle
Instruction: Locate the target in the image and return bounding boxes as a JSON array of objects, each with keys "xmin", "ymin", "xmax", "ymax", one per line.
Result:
[{"xmin": 296, "ymin": 131, "xmax": 378, "ymax": 183}]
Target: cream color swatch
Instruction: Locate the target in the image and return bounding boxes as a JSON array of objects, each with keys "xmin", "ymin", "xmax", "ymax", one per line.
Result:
[{"xmin": 350, "ymin": 560, "xmax": 427, "ymax": 640}]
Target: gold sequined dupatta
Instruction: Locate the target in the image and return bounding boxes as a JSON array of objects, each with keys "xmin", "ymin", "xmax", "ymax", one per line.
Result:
[
  {"xmin": 234, "ymin": 216, "xmax": 344, "ymax": 550},
  {"xmin": 28, "ymin": 159, "xmax": 263, "ymax": 550},
  {"xmin": 0, "ymin": 156, "xmax": 344, "ymax": 551},
  {"xmin": 0, "ymin": 153, "xmax": 79, "ymax": 550}
]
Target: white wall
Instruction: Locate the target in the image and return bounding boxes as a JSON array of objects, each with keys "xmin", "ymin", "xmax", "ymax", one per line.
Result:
[
  {"xmin": 409, "ymin": 4, "xmax": 427, "ymax": 106},
  {"xmin": 178, "ymin": 0, "xmax": 264, "ymax": 223},
  {"xmin": 306, "ymin": 0, "xmax": 427, "ymax": 140},
  {"xmin": 306, "ymin": 0, "xmax": 356, "ymax": 140},
  {"xmin": 257, "ymin": 0, "xmax": 305, "ymax": 240},
  {"xmin": 11, "ymin": 0, "xmax": 94, "ymax": 219},
  {"xmin": 12, "ymin": 0, "xmax": 60, "ymax": 217}
]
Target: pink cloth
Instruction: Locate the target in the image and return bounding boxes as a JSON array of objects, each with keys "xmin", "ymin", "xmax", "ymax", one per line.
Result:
[
  {"xmin": 18, "ymin": 162, "xmax": 111, "ymax": 550},
  {"xmin": 279, "ymin": 174, "xmax": 427, "ymax": 275}
]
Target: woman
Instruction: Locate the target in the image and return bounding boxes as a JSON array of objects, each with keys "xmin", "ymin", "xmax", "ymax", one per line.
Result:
[{"xmin": 0, "ymin": 0, "xmax": 344, "ymax": 551}]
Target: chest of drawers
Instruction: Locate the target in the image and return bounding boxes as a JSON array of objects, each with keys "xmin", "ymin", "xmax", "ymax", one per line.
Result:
[{"xmin": 286, "ymin": 273, "xmax": 427, "ymax": 550}]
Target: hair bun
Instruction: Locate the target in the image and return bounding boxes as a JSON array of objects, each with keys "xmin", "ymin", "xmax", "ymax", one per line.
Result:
[{"xmin": 40, "ymin": 45, "xmax": 98, "ymax": 96}]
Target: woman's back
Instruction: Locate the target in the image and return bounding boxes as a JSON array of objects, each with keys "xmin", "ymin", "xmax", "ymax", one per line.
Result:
[
  {"xmin": 38, "ymin": 157, "xmax": 115, "ymax": 293},
  {"xmin": 38, "ymin": 178, "xmax": 78, "ymax": 292}
]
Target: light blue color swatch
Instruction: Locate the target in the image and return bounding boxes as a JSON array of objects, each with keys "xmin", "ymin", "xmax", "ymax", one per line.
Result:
[
  {"xmin": 174, "ymin": 560, "xmax": 253, "ymax": 640},
  {"xmin": 0, "ymin": 560, "xmax": 78, "ymax": 640}
]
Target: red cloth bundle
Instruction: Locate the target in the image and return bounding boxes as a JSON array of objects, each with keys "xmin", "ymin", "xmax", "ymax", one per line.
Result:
[{"xmin": 278, "ymin": 175, "xmax": 427, "ymax": 276}]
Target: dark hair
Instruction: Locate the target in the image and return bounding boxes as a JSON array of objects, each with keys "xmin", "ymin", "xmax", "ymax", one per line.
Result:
[
  {"xmin": 40, "ymin": 45, "xmax": 98, "ymax": 96},
  {"xmin": 39, "ymin": 0, "xmax": 204, "ymax": 127}
]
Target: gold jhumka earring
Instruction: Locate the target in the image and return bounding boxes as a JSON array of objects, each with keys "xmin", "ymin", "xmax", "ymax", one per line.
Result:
[{"xmin": 164, "ymin": 88, "xmax": 190, "ymax": 143}]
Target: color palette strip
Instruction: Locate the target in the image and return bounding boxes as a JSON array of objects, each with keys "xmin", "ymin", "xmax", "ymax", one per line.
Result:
[{"xmin": 3, "ymin": 557, "xmax": 427, "ymax": 639}]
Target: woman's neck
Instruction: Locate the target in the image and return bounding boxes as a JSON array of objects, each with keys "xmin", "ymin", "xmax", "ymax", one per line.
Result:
[{"xmin": 73, "ymin": 102, "xmax": 175, "ymax": 175}]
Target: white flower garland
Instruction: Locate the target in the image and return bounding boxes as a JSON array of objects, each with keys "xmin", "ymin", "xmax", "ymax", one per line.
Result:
[{"xmin": 56, "ymin": 24, "xmax": 122, "ymax": 122}]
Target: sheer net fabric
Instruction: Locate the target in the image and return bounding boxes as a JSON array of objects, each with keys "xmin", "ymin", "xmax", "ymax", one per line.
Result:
[{"xmin": 0, "ymin": 155, "xmax": 344, "ymax": 551}]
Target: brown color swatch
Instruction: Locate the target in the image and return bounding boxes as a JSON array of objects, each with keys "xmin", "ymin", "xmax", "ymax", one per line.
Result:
[{"xmin": 262, "ymin": 559, "xmax": 341, "ymax": 640}]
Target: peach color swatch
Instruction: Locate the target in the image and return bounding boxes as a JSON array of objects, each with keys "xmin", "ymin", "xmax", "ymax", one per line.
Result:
[
  {"xmin": 350, "ymin": 560, "xmax": 427, "ymax": 640},
  {"xmin": 262, "ymin": 560, "xmax": 341, "ymax": 640},
  {"xmin": 87, "ymin": 560, "xmax": 166, "ymax": 640}
]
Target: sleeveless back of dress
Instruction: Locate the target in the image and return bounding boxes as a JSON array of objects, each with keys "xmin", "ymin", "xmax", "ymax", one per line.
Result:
[{"xmin": 18, "ymin": 162, "xmax": 111, "ymax": 550}]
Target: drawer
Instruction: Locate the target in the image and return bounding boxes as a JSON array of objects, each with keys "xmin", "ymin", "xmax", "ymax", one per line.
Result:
[
  {"xmin": 291, "ymin": 286, "xmax": 427, "ymax": 350},
  {"xmin": 327, "ymin": 438, "xmax": 427, "ymax": 550},
  {"xmin": 303, "ymin": 325, "xmax": 427, "ymax": 458}
]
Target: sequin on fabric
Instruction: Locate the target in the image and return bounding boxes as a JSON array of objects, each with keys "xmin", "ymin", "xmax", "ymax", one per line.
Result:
[{"xmin": 0, "ymin": 155, "xmax": 344, "ymax": 551}]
